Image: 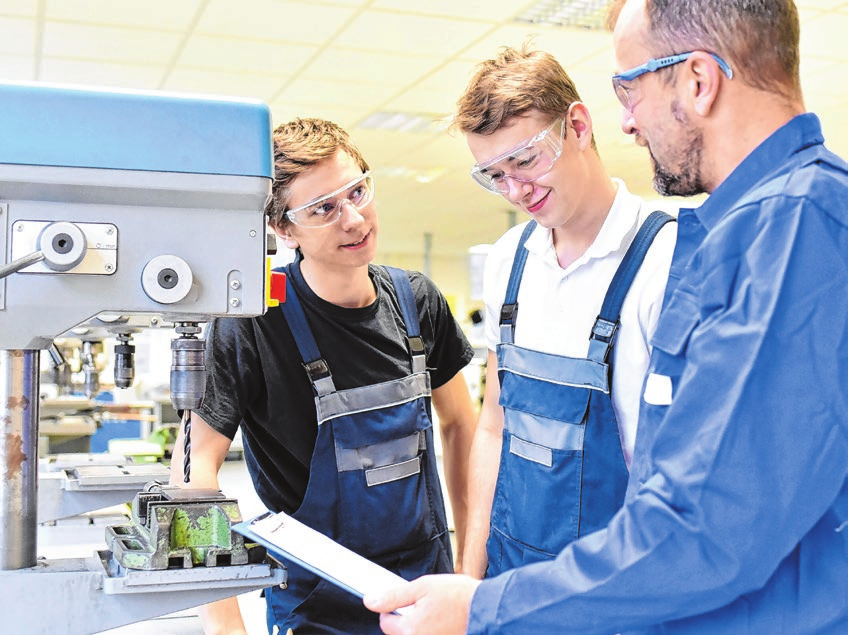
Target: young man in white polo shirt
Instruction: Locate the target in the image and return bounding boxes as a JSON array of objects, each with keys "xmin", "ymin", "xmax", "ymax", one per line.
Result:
[{"xmin": 454, "ymin": 45, "xmax": 677, "ymax": 580}]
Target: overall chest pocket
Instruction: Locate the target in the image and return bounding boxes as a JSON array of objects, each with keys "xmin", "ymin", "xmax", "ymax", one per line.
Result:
[
  {"xmin": 327, "ymin": 377, "xmax": 443, "ymax": 559},
  {"xmin": 494, "ymin": 346, "xmax": 601, "ymax": 557}
]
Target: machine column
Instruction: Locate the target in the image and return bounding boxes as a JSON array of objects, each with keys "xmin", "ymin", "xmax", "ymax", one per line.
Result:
[{"xmin": 0, "ymin": 349, "xmax": 39, "ymax": 570}]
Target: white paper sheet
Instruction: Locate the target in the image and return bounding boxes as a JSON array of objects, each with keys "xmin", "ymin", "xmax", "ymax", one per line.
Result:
[{"xmin": 233, "ymin": 511, "xmax": 410, "ymax": 602}]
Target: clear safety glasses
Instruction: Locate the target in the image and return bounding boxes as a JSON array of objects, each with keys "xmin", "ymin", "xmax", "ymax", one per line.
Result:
[
  {"xmin": 612, "ymin": 51, "xmax": 733, "ymax": 111},
  {"xmin": 285, "ymin": 171, "xmax": 374, "ymax": 228},
  {"xmin": 470, "ymin": 119, "xmax": 564, "ymax": 194}
]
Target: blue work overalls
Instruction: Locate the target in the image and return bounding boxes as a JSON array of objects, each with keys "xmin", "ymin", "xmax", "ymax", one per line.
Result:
[
  {"xmin": 487, "ymin": 212, "xmax": 673, "ymax": 576},
  {"xmin": 265, "ymin": 265, "xmax": 452, "ymax": 634}
]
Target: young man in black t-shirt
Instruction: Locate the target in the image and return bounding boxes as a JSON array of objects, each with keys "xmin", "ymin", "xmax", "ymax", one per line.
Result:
[{"xmin": 170, "ymin": 118, "xmax": 476, "ymax": 635}]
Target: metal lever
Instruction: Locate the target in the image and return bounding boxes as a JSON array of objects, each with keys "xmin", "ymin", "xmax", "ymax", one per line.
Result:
[{"xmin": 0, "ymin": 250, "xmax": 45, "ymax": 279}]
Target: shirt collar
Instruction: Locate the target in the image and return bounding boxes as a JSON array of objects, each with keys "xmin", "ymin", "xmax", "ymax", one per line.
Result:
[
  {"xmin": 524, "ymin": 178, "xmax": 641, "ymax": 268},
  {"xmin": 695, "ymin": 113, "xmax": 824, "ymax": 231}
]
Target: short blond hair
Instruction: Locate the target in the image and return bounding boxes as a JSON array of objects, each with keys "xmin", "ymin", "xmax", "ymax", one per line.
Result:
[{"xmin": 454, "ymin": 45, "xmax": 583, "ymax": 135}]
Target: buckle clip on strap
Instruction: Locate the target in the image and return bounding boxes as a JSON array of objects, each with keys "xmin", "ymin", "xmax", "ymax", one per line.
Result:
[
  {"xmin": 591, "ymin": 316, "xmax": 618, "ymax": 343},
  {"xmin": 588, "ymin": 316, "xmax": 619, "ymax": 363},
  {"xmin": 302, "ymin": 358, "xmax": 331, "ymax": 382},
  {"xmin": 408, "ymin": 335, "xmax": 425, "ymax": 355},
  {"xmin": 500, "ymin": 303, "xmax": 518, "ymax": 325}
]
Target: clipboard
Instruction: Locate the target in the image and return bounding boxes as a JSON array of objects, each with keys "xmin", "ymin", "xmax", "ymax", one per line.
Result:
[{"xmin": 232, "ymin": 511, "xmax": 411, "ymax": 606}]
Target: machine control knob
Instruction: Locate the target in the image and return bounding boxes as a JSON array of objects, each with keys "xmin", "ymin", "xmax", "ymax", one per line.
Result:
[
  {"xmin": 37, "ymin": 222, "xmax": 87, "ymax": 272},
  {"xmin": 141, "ymin": 255, "xmax": 193, "ymax": 304}
]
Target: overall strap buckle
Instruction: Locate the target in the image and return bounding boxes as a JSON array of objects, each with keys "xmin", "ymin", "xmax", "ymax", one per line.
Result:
[
  {"xmin": 500, "ymin": 303, "xmax": 518, "ymax": 325},
  {"xmin": 587, "ymin": 316, "xmax": 620, "ymax": 364},
  {"xmin": 303, "ymin": 358, "xmax": 331, "ymax": 382},
  {"xmin": 590, "ymin": 316, "xmax": 618, "ymax": 343}
]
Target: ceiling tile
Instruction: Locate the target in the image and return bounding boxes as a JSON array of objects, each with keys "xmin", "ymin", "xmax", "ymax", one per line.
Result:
[
  {"xmin": 40, "ymin": 58, "xmax": 163, "ymax": 89},
  {"xmin": 197, "ymin": 0, "xmax": 358, "ymax": 41},
  {"xmin": 43, "ymin": 22, "xmax": 182, "ymax": 64},
  {"xmin": 371, "ymin": 0, "xmax": 516, "ymax": 21},
  {"xmin": 0, "ymin": 54, "xmax": 33, "ymax": 80},
  {"xmin": 268, "ymin": 100, "xmax": 370, "ymax": 129},
  {"xmin": 280, "ymin": 0, "xmax": 370, "ymax": 6},
  {"xmin": 334, "ymin": 10, "xmax": 492, "ymax": 56},
  {"xmin": 0, "ymin": 0, "xmax": 37, "ymax": 17},
  {"xmin": 273, "ymin": 75, "xmax": 398, "ymax": 108},
  {"xmin": 306, "ymin": 47, "xmax": 440, "ymax": 84},
  {"xmin": 0, "ymin": 16, "xmax": 36, "ymax": 54},
  {"xmin": 46, "ymin": 0, "xmax": 203, "ymax": 30},
  {"xmin": 177, "ymin": 35, "xmax": 316, "ymax": 74},
  {"xmin": 384, "ymin": 61, "xmax": 477, "ymax": 114},
  {"xmin": 163, "ymin": 67, "xmax": 276, "ymax": 100},
  {"xmin": 459, "ymin": 23, "xmax": 611, "ymax": 66}
]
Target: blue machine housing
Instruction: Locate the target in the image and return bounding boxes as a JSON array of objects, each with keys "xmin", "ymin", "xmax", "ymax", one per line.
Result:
[{"xmin": 0, "ymin": 82, "xmax": 273, "ymax": 179}]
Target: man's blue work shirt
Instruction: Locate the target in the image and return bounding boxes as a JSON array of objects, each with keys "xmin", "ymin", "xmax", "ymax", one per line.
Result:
[{"xmin": 469, "ymin": 113, "xmax": 848, "ymax": 634}]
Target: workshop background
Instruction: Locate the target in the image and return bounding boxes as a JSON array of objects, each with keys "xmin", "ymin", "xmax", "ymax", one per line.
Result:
[
  {"xmin": 1, "ymin": 1, "xmax": 844, "ymax": 633},
  {"xmin": 1, "ymin": 0, "xmax": 845, "ymax": 318}
]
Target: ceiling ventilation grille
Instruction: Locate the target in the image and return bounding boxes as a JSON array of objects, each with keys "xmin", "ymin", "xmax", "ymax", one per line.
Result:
[{"xmin": 515, "ymin": 0, "xmax": 613, "ymax": 30}]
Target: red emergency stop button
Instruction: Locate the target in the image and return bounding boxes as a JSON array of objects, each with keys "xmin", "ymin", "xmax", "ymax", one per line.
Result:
[{"xmin": 268, "ymin": 270, "xmax": 286, "ymax": 307}]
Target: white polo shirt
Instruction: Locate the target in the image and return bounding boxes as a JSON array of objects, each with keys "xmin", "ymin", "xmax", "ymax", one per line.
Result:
[{"xmin": 483, "ymin": 179, "xmax": 676, "ymax": 467}]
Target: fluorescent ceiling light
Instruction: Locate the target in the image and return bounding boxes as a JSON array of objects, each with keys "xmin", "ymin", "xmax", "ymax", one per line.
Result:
[{"xmin": 515, "ymin": 0, "xmax": 612, "ymax": 30}]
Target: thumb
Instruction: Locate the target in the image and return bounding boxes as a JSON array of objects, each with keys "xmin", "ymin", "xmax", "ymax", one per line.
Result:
[{"xmin": 363, "ymin": 580, "xmax": 421, "ymax": 614}]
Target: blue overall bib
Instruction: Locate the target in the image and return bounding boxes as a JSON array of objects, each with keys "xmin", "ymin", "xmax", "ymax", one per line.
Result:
[
  {"xmin": 265, "ymin": 265, "xmax": 452, "ymax": 634},
  {"xmin": 487, "ymin": 212, "xmax": 674, "ymax": 576}
]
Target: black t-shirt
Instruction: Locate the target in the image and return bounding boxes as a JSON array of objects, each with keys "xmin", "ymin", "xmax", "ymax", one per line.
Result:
[{"xmin": 197, "ymin": 260, "xmax": 474, "ymax": 514}]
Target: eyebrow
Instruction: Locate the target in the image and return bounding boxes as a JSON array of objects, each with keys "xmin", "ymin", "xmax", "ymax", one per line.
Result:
[{"xmin": 479, "ymin": 151, "xmax": 527, "ymax": 174}]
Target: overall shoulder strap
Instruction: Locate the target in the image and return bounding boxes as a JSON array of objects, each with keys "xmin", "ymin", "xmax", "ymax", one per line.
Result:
[
  {"xmin": 384, "ymin": 266, "xmax": 426, "ymax": 374},
  {"xmin": 587, "ymin": 211, "xmax": 676, "ymax": 363},
  {"xmin": 500, "ymin": 220, "xmax": 537, "ymax": 344},
  {"xmin": 277, "ymin": 265, "xmax": 336, "ymax": 395}
]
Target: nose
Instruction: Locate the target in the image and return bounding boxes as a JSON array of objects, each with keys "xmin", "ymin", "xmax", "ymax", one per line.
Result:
[
  {"xmin": 338, "ymin": 199, "xmax": 365, "ymax": 230},
  {"xmin": 502, "ymin": 176, "xmax": 532, "ymax": 204},
  {"xmin": 620, "ymin": 106, "xmax": 638, "ymax": 137}
]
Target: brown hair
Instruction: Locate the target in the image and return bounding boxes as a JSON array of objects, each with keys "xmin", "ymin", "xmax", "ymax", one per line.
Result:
[
  {"xmin": 610, "ymin": 0, "xmax": 801, "ymax": 100},
  {"xmin": 454, "ymin": 44, "xmax": 590, "ymax": 147},
  {"xmin": 265, "ymin": 118, "xmax": 369, "ymax": 229}
]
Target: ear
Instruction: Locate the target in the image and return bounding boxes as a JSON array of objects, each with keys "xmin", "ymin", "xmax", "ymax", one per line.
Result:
[
  {"xmin": 566, "ymin": 101, "xmax": 594, "ymax": 151},
  {"xmin": 686, "ymin": 52, "xmax": 722, "ymax": 117},
  {"xmin": 273, "ymin": 223, "xmax": 300, "ymax": 251}
]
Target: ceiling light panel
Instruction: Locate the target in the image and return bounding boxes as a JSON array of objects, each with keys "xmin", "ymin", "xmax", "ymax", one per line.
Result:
[{"xmin": 516, "ymin": 0, "xmax": 612, "ymax": 30}]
